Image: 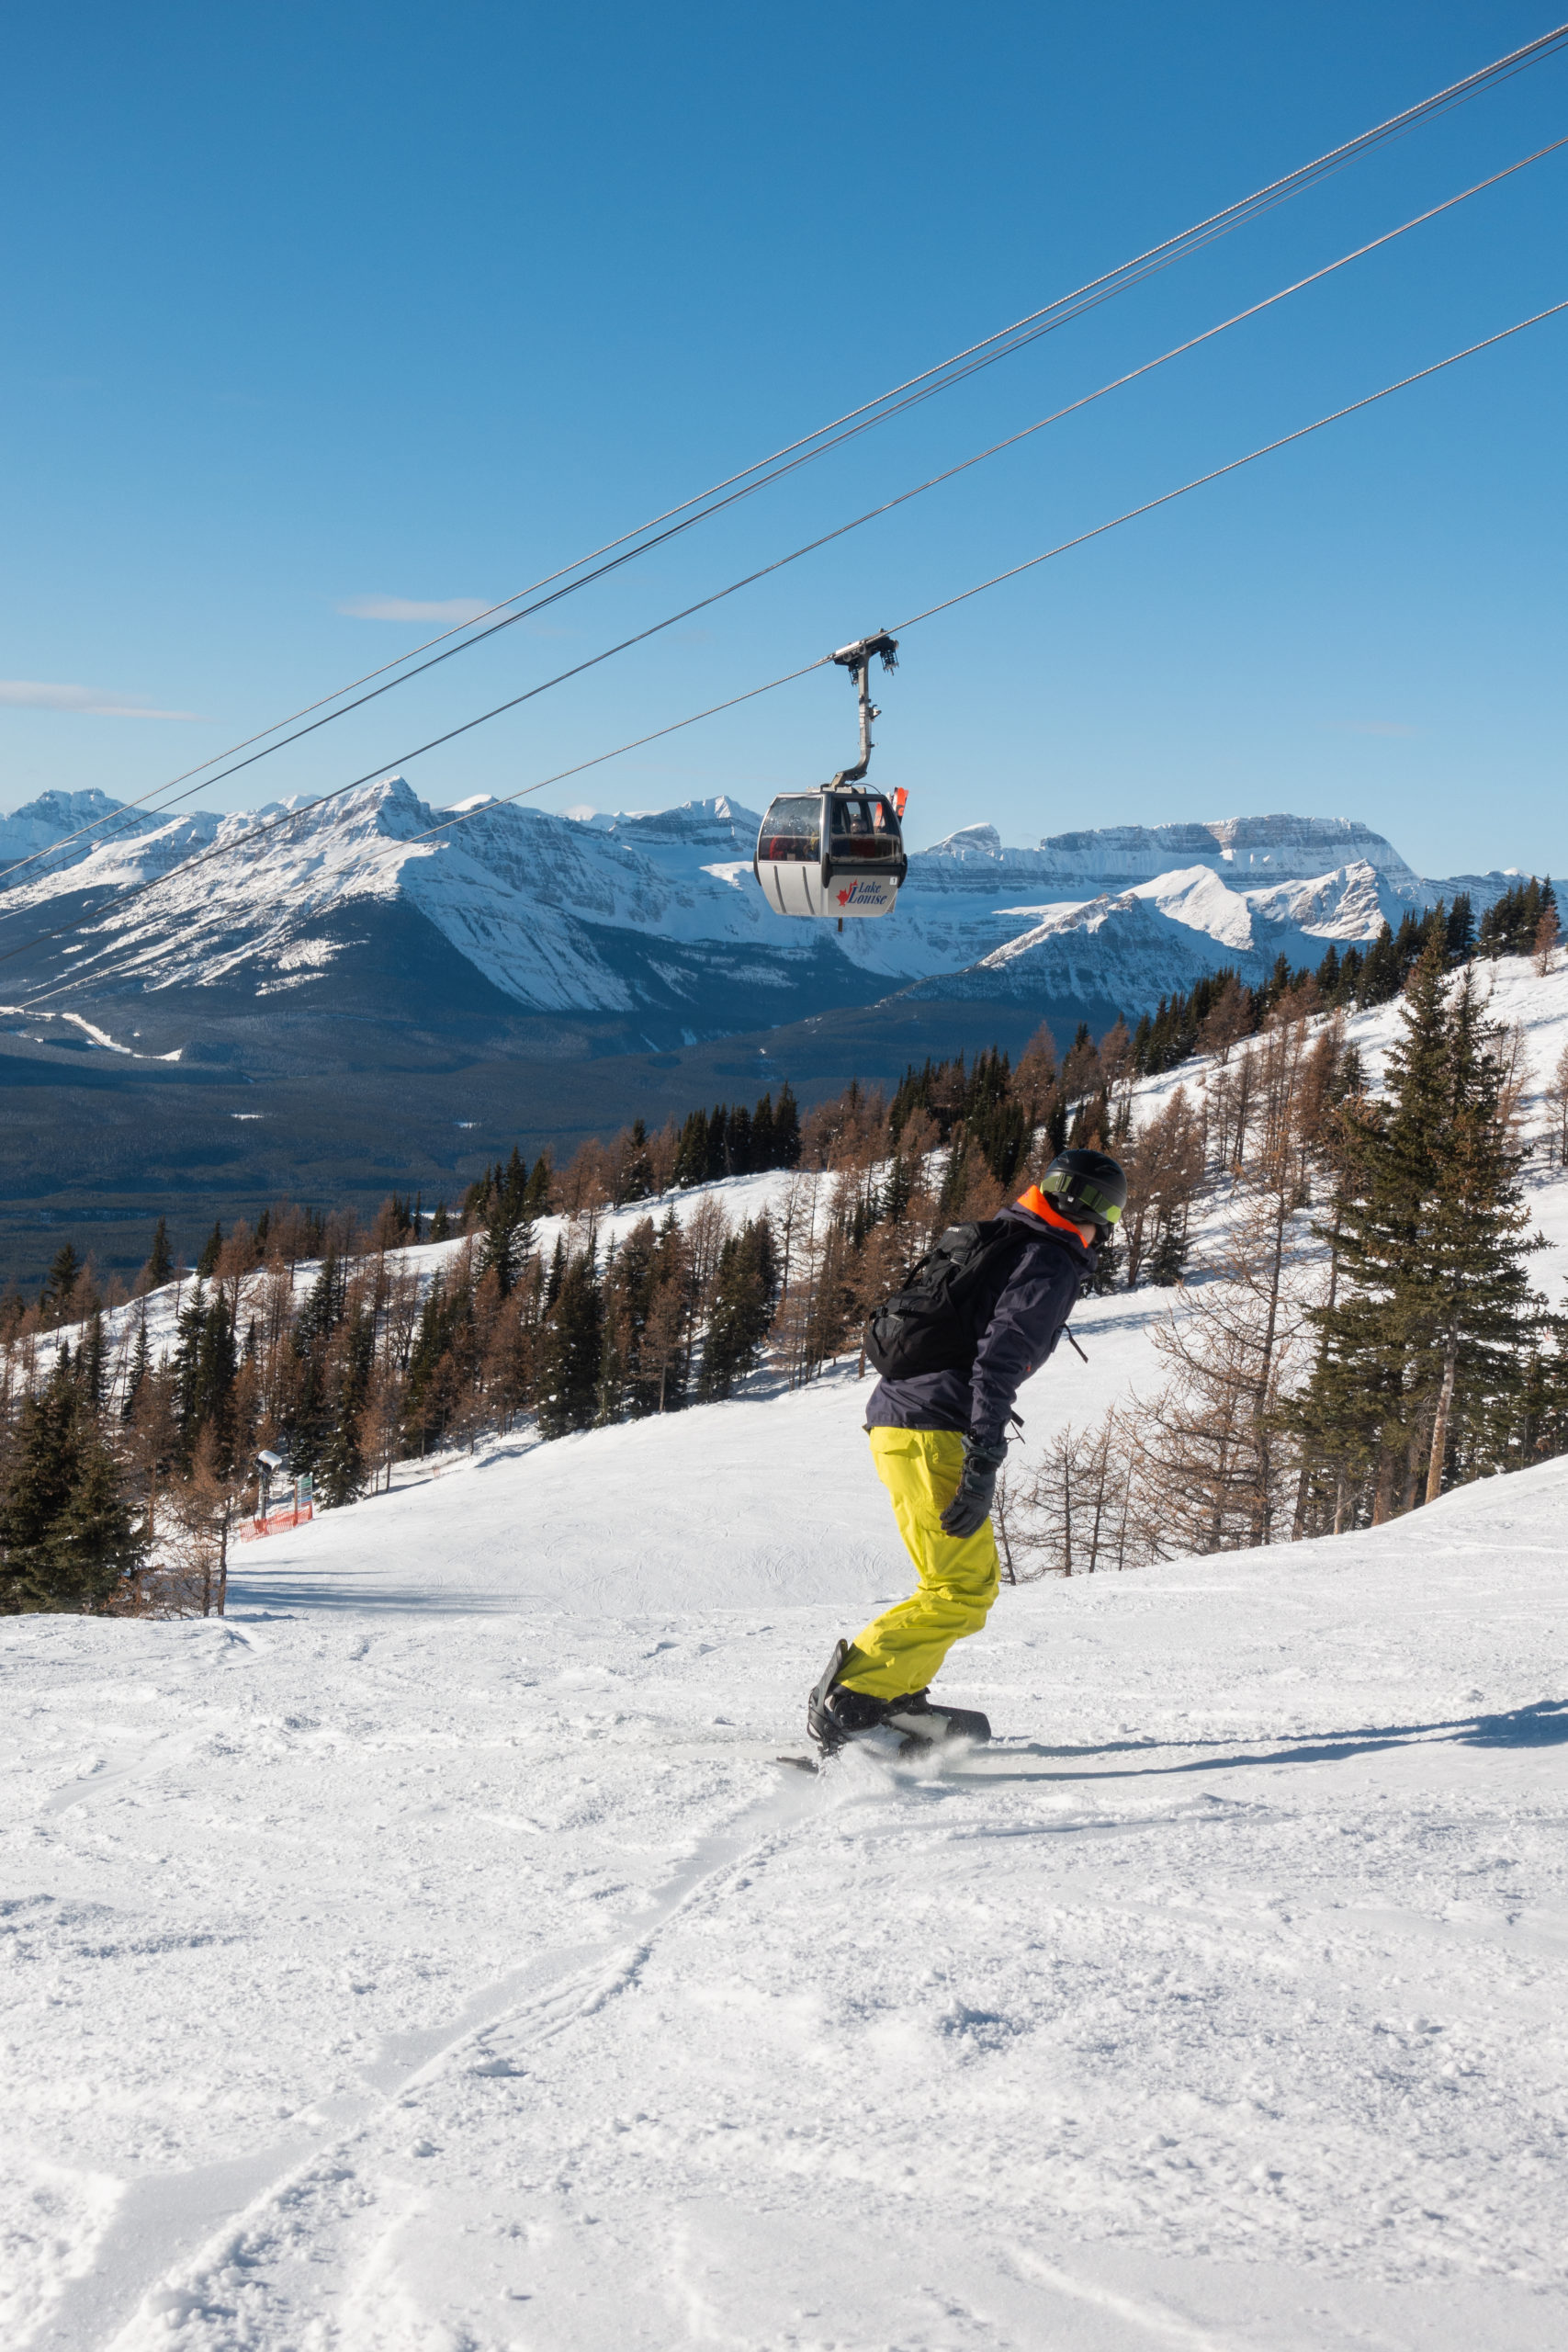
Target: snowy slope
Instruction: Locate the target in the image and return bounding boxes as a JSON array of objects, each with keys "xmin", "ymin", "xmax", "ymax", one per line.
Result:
[
  {"xmin": 6, "ymin": 955, "xmax": 1568, "ymax": 2351},
  {"xmin": 5, "ymin": 1404, "xmax": 1567, "ymax": 2351},
  {"xmin": 0, "ymin": 784, "xmax": 1519, "ymax": 1035},
  {"xmin": 21, "ymin": 1165, "xmax": 809, "ymax": 1401},
  {"xmin": 28, "ymin": 945, "xmax": 1568, "ymax": 1420},
  {"xmin": 898, "ymin": 861, "xmax": 1388, "ymax": 1010},
  {"xmin": 1124, "ymin": 949, "xmax": 1568, "ymax": 1296}
]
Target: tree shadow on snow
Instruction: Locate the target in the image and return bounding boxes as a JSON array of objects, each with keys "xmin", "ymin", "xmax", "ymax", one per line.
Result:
[{"xmin": 981, "ymin": 1698, "xmax": 1568, "ymax": 1782}]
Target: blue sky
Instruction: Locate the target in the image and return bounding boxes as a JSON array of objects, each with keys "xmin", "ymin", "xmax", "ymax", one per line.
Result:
[{"xmin": 2, "ymin": 1, "xmax": 1563, "ymax": 879}]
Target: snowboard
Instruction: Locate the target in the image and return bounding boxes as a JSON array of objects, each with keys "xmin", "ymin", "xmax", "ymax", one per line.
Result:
[{"xmin": 781, "ymin": 1697, "xmax": 992, "ymax": 1774}]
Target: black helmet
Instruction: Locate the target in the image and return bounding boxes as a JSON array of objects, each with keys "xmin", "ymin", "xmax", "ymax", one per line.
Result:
[{"xmin": 1040, "ymin": 1148, "xmax": 1127, "ymax": 1232}]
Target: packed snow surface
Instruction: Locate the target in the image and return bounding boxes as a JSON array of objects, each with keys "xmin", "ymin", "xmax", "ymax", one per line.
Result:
[
  {"xmin": 6, "ymin": 1384, "xmax": 1568, "ymax": 2351},
  {"xmin": 7, "ymin": 950, "xmax": 1568, "ymax": 2348}
]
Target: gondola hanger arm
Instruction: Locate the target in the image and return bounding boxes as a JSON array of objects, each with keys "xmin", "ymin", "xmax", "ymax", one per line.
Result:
[{"xmin": 828, "ymin": 630, "xmax": 898, "ymax": 789}]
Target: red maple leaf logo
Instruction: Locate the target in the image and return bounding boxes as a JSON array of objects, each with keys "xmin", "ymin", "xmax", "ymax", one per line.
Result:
[{"xmin": 837, "ymin": 888, "xmax": 850, "ymax": 907}]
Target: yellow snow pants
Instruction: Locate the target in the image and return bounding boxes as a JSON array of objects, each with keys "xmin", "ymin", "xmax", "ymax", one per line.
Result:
[{"xmin": 839, "ymin": 1427, "xmax": 1000, "ymax": 1700}]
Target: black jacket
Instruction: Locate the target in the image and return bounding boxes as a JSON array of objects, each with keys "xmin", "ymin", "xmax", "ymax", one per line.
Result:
[{"xmin": 863, "ymin": 1197, "xmax": 1092, "ymax": 1450}]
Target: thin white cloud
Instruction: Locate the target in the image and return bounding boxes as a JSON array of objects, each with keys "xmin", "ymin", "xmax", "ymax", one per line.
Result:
[
  {"xmin": 0, "ymin": 680, "xmax": 200, "ymax": 719},
  {"xmin": 337, "ymin": 594, "xmax": 493, "ymax": 624}
]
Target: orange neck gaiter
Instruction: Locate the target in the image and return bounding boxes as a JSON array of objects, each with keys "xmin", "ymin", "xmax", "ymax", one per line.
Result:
[{"xmin": 1016, "ymin": 1183, "xmax": 1090, "ymax": 1241}]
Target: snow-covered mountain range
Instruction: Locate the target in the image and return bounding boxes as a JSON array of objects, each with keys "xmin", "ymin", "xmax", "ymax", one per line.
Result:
[{"xmin": 0, "ymin": 782, "xmax": 1519, "ymax": 1050}]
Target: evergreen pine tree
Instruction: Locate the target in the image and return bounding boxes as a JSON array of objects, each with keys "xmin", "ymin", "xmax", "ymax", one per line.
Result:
[
  {"xmin": 191, "ymin": 1292, "xmax": 239, "ymax": 1472},
  {"xmin": 971, "ymin": 1088, "xmax": 1029, "ymax": 1186},
  {"xmin": 294, "ymin": 1254, "xmax": 344, "ymax": 1354},
  {"xmin": 402, "ymin": 1276, "xmax": 452, "ymax": 1454},
  {"xmin": 534, "ymin": 1254, "xmax": 604, "ymax": 1438},
  {"xmin": 145, "ymin": 1217, "xmax": 175, "ymax": 1288},
  {"xmin": 284, "ymin": 1253, "xmax": 344, "ymax": 1475},
  {"xmin": 773, "ymin": 1083, "xmax": 801, "ymax": 1169},
  {"xmin": 523, "ymin": 1158, "xmax": 552, "ymax": 1217},
  {"xmin": 319, "ymin": 1310, "xmax": 374, "ymax": 1506},
  {"xmin": 1407, "ymin": 968, "xmax": 1540, "ymax": 1498},
  {"xmin": 171, "ymin": 1285, "xmax": 209, "ymax": 1457},
  {"xmin": 1477, "ymin": 877, "xmax": 1552, "ymax": 960},
  {"xmin": 1146, "ymin": 1216, "xmax": 1190, "ymax": 1287},
  {"xmin": 724, "ymin": 1102, "xmax": 752, "ymax": 1177},
  {"xmin": 49, "ymin": 1434, "xmax": 141, "ymax": 1611},
  {"xmin": 1089, "ymin": 1229, "xmax": 1124, "ymax": 1295},
  {"xmin": 1358, "ymin": 922, "xmax": 1401, "ymax": 1006},
  {"xmin": 643, "ymin": 1211, "xmax": 692, "ymax": 1414},
  {"xmin": 0, "ymin": 1368, "xmax": 78, "ymax": 1608},
  {"xmin": 697, "ymin": 1217, "xmax": 779, "ymax": 1398},
  {"xmin": 122, "ymin": 1316, "xmax": 152, "ymax": 1422},
  {"xmin": 78, "ymin": 1310, "xmax": 108, "ymax": 1416},
  {"xmin": 479, "ymin": 1151, "xmax": 535, "ymax": 1298},
  {"xmin": 592, "ymin": 1241, "xmax": 628, "ymax": 1426},
  {"xmin": 39, "ymin": 1243, "xmax": 83, "ymax": 1328},
  {"xmin": 196, "ymin": 1222, "xmax": 223, "ymax": 1279},
  {"xmin": 672, "ymin": 1110, "xmax": 708, "ymax": 1190},
  {"xmin": 1290, "ymin": 933, "xmax": 1540, "ymax": 1523},
  {"xmin": 0, "ymin": 1362, "xmax": 140, "ymax": 1611},
  {"xmin": 619, "ymin": 1118, "xmax": 654, "ymax": 1203},
  {"xmin": 937, "ymin": 1126, "xmax": 975, "ymax": 1218},
  {"xmin": 1446, "ymin": 893, "xmax": 1475, "ymax": 963},
  {"xmin": 604, "ymin": 1216, "xmax": 660, "ymax": 1418},
  {"xmin": 1391, "ymin": 910, "xmax": 1425, "ymax": 988}
]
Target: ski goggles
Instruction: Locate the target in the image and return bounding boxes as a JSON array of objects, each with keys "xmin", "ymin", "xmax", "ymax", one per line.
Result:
[{"xmin": 1042, "ymin": 1170, "xmax": 1123, "ymax": 1225}]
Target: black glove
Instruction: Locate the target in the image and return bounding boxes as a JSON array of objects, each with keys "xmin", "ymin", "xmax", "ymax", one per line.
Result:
[{"xmin": 940, "ymin": 1439, "xmax": 1007, "ymax": 1538}]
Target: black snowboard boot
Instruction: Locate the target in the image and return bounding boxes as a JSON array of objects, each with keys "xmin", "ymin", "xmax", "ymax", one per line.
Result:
[
  {"xmin": 880, "ymin": 1688, "xmax": 991, "ymax": 1750},
  {"xmin": 807, "ymin": 1641, "xmax": 991, "ymax": 1756}
]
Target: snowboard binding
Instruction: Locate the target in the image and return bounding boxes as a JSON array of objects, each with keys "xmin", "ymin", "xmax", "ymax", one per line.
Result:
[{"xmin": 806, "ymin": 1639, "xmax": 991, "ymax": 1758}]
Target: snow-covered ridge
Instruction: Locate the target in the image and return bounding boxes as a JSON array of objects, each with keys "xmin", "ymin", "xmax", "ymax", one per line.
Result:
[
  {"xmin": 918, "ymin": 810, "xmax": 1427, "ymax": 889},
  {"xmin": 0, "ymin": 778, "xmax": 1525, "ymax": 1023}
]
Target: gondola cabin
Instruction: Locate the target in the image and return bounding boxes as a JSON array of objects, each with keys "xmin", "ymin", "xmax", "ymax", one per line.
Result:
[{"xmin": 753, "ymin": 787, "xmax": 908, "ymax": 920}]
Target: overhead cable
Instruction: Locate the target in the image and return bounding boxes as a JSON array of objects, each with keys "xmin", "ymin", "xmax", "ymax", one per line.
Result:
[
  {"xmin": 11, "ymin": 17, "xmax": 1567, "ymax": 886},
  {"xmin": 393, "ymin": 297, "xmax": 1568, "ymax": 842},
  {"xmin": 13, "ymin": 290, "xmax": 1565, "ymax": 1000},
  {"xmin": 9, "ymin": 142, "xmax": 1555, "ymax": 978}
]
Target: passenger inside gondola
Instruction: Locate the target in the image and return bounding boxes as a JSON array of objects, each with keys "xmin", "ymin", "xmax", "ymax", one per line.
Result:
[
  {"xmin": 830, "ymin": 795, "xmax": 898, "ymax": 858},
  {"xmin": 758, "ymin": 795, "xmax": 821, "ymax": 861}
]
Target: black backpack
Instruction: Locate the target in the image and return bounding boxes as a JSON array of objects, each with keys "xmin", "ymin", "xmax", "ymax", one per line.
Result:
[{"xmin": 864, "ymin": 1218, "xmax": 1032, "ymax": 1381}]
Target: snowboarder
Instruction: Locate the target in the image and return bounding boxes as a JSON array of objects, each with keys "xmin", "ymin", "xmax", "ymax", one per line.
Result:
[{"xmin": 807, "ymin": 1147, "xmax": 1127, "ymax": 1755}]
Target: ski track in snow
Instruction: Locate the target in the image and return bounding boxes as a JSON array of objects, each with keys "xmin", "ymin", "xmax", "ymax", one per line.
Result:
[
  {"xmin": 6, "ymin": 952, "xmax": 1568, "ymax": 2349},
  {"xmin": 5, "ymin": 1414, "xmax": 1568, "ymax": 2352}
]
